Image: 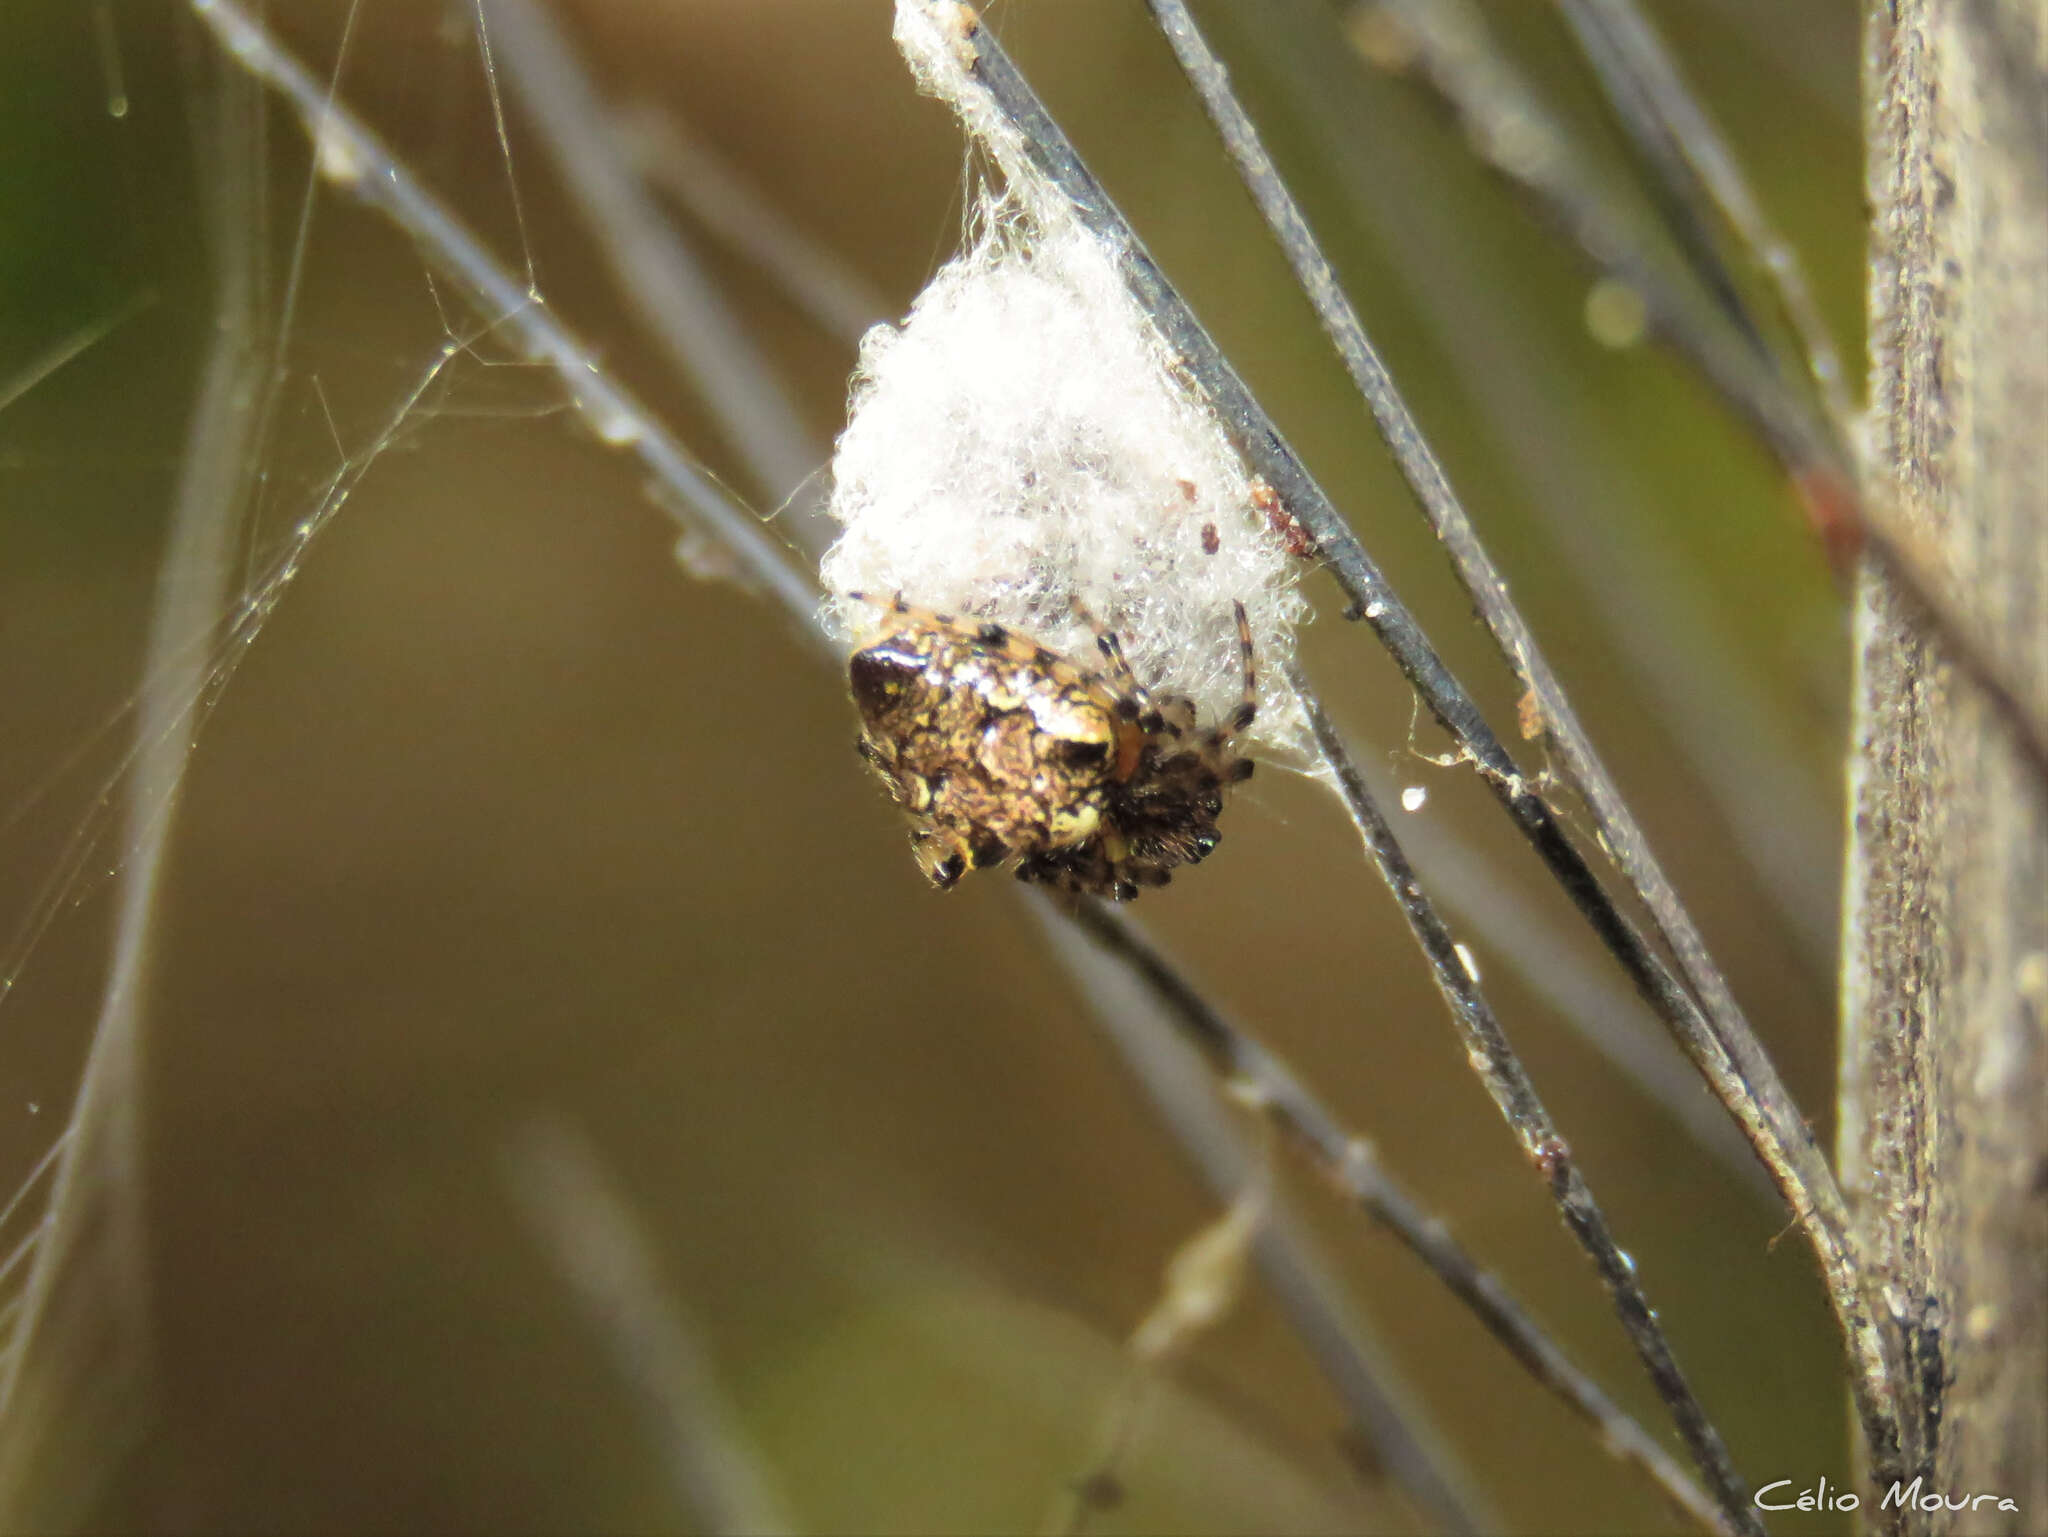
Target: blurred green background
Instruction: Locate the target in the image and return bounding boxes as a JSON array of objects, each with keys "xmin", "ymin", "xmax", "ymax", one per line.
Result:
[{"xmin": 0, "ymin": 1, "xmax": 1862, "ymax": 1532}]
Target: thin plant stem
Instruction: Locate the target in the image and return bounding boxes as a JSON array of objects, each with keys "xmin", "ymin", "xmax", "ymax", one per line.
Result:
[
  {"xmin": 1136, "ymin": 0, "xmax": 1910, "ymax": 1486},
  {"xmin": 0, "ymin": 45, "xmax": 268, "ymax": 1507},
  {"xmin": 186, "ymin": 0, "xmax": 823, "ymax": 643},
  {"xmin": 1284, "ymin": 669, "xmax": 1757, "ymax": 1531},
  {"xmin": 1540, "ymin": 3, "xmax": 1779, "ymax": 368},
  {"xmin": 0, "ymin": 1138, "xmax": 68, "ymax": 1245},
  {"xmin": 1224, "ymin": 2, "xmax": 1839, "ymax": 983},
  {"xmin": 1560, "ymin": 0, "xmax": 2048, "ymax": 774},
  {"xmin": 617, "ymin": 101, "xmax": 889, "ymax": 353},
  {"xmin": 504, "ymin": 1119, "xmax": 799, "ymax": 1537},
  {"xmin": 0, "ymin": 293, "xmax": 155, "ymax": 416},
  {"xmin": 483, "ymin": 0, "xmax": 825, "ymax": 508},
  {"xmin": 1549, "ymin": 0, "xmax": 1861, "ymax": 444},
  {"xmin": 1318, "ymin": 719, "xmax": 1773, "ymax": 1197},
  {"xmin": 1056, "ymin": 898, "xmax": 1741, "ymax": 1537},
  {"xmin": 1350, "ymin": 0, "xmax": 2048, "ymax": 776},
  {"xmin": 1026, "ymin": 892, "xmax": 1496, "ymax": 1536},
  {"xmin": 1340, "ymin": 0, "xmax": 1845, "ymax": 493},
  {"xmin": 0, "ymin": 1231, "xmax": 45, "ymax": 1295}
]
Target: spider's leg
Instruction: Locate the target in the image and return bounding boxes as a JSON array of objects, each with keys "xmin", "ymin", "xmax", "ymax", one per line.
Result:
[
  {"xmin": 1220, "ymin": 600, "xmax": 1257, "ymax": 739},
  {"xmin": 1092, "ymin": 623, "xmax": 1139, "ymax": 695},
  {"xmin": 910, "ymin": 825, "xmax": 972, "ymax": 890},
  {"xmin": 849, "ymin": 589, "xmax": 982, "ymax": 642},
  {"xmin": 1074, "ymin": 600, "xmax": 1163, "ymax": 733}
]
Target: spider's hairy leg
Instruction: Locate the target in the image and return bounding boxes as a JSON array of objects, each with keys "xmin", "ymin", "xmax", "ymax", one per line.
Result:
[
  {"xmin": 846, "ymin": 588, "xmax": 987, "ymax": 649},
  {"xmin": 1182, "ymin": 600, "xmax": 1255, "ymax": 787},
  {"xmin": 1069, "ymin": 597, "xmax": 1164, "ymax": 736},
  {"xmin": 1224, "ymin": 600, "xmax": 1257, "ymax": 737}
]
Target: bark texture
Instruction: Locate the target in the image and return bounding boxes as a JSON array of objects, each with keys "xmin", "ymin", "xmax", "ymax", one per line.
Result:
[{"xmin": 1846, "ymin": 1, "xmax": 2048, "ymax": 1530}]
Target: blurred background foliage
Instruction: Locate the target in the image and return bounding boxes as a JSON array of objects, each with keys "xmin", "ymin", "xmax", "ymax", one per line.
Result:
[{"xmin": 0, "ymin": 1, "xmax": 1861, "ymax": 1531}]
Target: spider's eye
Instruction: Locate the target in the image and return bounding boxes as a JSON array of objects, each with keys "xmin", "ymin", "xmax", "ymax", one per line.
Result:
[{"xmin": 1057, "ymin": 737, "xmax": 1112, "ymax": 767}]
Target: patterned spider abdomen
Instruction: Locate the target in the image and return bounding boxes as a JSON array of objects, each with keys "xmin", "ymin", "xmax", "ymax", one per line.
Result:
[
  {"xmin": 850, "ymin": 609, "xmax": 1139, "ymax": 890},
  {"xmin": 848, "ymin": 597, "xmax": 1256, "ymax": 902}
]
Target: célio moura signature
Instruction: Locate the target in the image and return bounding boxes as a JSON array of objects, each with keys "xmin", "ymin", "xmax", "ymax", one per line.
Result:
[{"xmin": 1754, "ymin": 1476, "xmax": 2021, "ymax": 1517}]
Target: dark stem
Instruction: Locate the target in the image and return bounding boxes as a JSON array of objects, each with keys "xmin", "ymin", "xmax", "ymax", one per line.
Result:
[
  {"xmin": 918, "ymin": 0, "xmax": 1906, "ymax": 1486},
  {"xmin": 1287, "ymin": 671, "xmax": 1757, "ymax": 1532},
  {"xmin": 1027, "ymin": 892, "xmax": 1496, "ymax": 1535},
  {"xmin": 1058, "ymin": 898, "xmax": 1742, "ymax": 1536},
  {"xmin": 1134, "ymin": 0, "xmax": 1909, "ymax": 1486}
]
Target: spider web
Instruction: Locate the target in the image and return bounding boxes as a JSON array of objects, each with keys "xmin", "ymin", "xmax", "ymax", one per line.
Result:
[{"xmin": 0, "ymin": 4, "xmax": 792, "ymax": 1516}]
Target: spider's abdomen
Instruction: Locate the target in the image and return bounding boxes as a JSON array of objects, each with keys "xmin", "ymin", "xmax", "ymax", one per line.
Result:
[
  {"xmin": 850, "ymin": 615, "xmax": 1127, "ymax": 887},
  {"xmin": 846, "ymin": 597, "xmax": 1254, "ymax": 902}
]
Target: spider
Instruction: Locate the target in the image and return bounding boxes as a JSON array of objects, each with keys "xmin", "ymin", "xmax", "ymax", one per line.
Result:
[{"xmin": 845, "ymin": 593, "xmax": 1257, "ymax": 901}]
